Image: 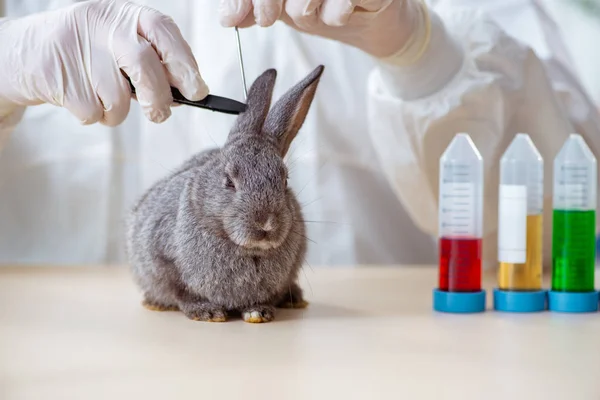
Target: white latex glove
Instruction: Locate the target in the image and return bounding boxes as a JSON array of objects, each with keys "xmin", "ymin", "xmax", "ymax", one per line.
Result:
[
  {"xmin": 219, "ymin": 0, "xmax": 424, "ymax": 59},
  {"xmin": 0, "ymin": 0, "xmax": 209, "ymax": 126}
]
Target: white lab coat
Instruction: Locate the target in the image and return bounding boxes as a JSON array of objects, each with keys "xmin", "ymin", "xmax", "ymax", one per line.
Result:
[{"xmin": 0, "ymin": 0, "xmax": 598, "ymax": 267}]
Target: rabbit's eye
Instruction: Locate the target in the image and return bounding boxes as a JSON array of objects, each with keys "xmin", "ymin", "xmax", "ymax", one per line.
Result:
[{"xmin": 224, "ymin": 176, "xmax": 235, "ymax": 190}]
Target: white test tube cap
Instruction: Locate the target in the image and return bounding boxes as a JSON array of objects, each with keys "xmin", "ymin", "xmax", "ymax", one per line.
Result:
[
  {"xmin": 499, "ymin": 132, "xmax": 544, "ymax": 214},
  {"xmin": 553, "ymin": 133, "xmax": 597, "ymax": 210},
  {"xmin": 501, "ymin": 133, "xmax": 542, "ymax": 165},
  {"xmin": 438, "ymin": 132, "xmax": 484, "ymax": 239},
  {"xmin": 440, "ymin": 132, "xmax": 483, "ymax": 163},
  {"xmin": 555, "ymin": 133, "xmax": 596, "ymax": 165}
]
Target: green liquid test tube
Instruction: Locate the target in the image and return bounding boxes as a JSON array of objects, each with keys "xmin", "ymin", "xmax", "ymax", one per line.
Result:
[
  {"xmin": 549, "ymin": 133, "xmax": 599, "ymax": 312},
  {"xmin": 552, "ymin": 209, "xmax": 596, "ymax": 291}
]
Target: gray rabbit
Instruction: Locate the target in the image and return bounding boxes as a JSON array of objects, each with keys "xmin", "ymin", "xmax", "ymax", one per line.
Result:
[{"xmin": 125, "ymin": 65, "xmax": 324, "ymax": 323}]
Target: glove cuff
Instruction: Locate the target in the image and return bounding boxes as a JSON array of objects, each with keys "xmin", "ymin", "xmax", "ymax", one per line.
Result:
[
  {"xmin": 381, "ymin": 0, "xmax": 431, "ymax": 66},
  {"xmin": 376, "ymin": 4, "xmax": 464, "ymax": 100}
]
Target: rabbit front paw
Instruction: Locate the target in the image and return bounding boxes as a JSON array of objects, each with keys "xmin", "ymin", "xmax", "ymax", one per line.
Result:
[
  {"xmin": 276, "ymin": 283, "xmax": 309, "ymax": 309},
  {"xmin": 242, "ymin": 305, "xmax": 275, "ymax": 323},
  {"xmin": 142, "ymin": 298, "xmax": 179, "ymax": 312},
  {"xmin": 181, "ymin": 303, "xmax": 228, "ymax": 322}
]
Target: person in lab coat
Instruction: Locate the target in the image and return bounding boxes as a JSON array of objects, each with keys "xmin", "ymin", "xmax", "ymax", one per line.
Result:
[{"xmin": 0, "ymin": 0, "xmax": 598, "ymax": 268}]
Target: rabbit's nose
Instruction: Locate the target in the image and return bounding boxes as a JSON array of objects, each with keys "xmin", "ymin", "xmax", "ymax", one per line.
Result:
[
  {"xmin": 255, "ymin": 230, "xmax": 268, "ymax": 241},
  {"xmin": 261, "ymin": 214, "xmax": 276, "ymax": 232},
  {"xmin": 256, "ymin": 213, "xmax": 276, "ymax": 232}
]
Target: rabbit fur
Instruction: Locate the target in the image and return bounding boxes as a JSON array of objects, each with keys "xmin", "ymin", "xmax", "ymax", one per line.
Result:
[{"xmin": 126, "ymin": 65, "xmax": 325, "ymax": 323}]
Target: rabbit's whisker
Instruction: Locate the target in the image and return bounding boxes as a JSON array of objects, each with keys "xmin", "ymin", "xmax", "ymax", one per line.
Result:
[
  {"xmin": 294, "ymin": 219, "xmax": 342, "ymax": 225},
  {"xmin": 299, "ymin": 197, "xmax": 323, "ymax": 209},
  {"xmin": 285, "ymin": 148, "xmax": 313, "ymax": 173},
  {"xmin": 303, "ymin": 256, "xmax": 314, "ymax": 273},
  {"xmin": 301, "ymin": 263, "xmax": 314, "ymax": 296},
  {"xmin": 295, "ymin": 160, "xmax": 329, "ymax": 198},
  {"xmin": 286, "ymin": 156, "xmax": 301, "ymax": 172},
  {"xmin": 284, "ymin": 136, "xmax": 311, "ymax": 167},
  {"xmin": 290, "ymin": 229, "xmax": 316, "ymax": 245}
]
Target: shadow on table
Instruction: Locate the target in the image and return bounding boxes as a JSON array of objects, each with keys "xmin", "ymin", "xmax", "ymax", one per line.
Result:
[{"xmin": 274, "ymin": 302, "xmax": 377, "ymax": 322}]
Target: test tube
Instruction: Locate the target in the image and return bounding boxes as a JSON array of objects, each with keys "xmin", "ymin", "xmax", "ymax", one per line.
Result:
[
  {"xmin": 548, "ymin": 133, "xmax": 599, "ymax": 312},
  {"xmin": 493, "ymin": 133, "xmax": 547, "ymax": 312},
  {"xmin": 433, "ymin": 133, "xmax": 486, "ymax": 313}
]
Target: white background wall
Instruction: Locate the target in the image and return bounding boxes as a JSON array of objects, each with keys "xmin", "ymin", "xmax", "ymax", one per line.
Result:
[{"xmin": 542, "ymin": 0, "xmax": 600, "ymax": 108}]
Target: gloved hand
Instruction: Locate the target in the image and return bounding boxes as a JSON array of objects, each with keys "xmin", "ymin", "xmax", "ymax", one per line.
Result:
[
  {"xmin": 218, "ymin": 0, "xmax": 425, "ymax": 59},
  {"xmin": 0, "ymin": 0, "xmax": 209, "ymax": 126}
]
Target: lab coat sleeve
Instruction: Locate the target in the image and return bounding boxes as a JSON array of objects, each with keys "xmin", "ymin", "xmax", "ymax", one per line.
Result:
[
  {"xmin": 366, "ymin": 5, "xmax": 600, "ymax": 267},
  {"xmin": 0, "ymin": 15, "xmax": 26, "ymax": 153}
]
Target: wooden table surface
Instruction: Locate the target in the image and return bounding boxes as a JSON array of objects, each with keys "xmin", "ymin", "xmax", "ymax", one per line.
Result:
[{"xmin": 1, "ymin": 265, "xmax": 599, "ymax": 400}]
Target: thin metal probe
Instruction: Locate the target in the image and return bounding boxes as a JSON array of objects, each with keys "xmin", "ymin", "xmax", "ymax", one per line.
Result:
[{"xmin": 235, "ymin": 26, "xmax": 248, "ymax": 101}]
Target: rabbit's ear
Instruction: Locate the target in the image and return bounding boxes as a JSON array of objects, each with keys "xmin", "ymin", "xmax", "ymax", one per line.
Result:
[
  {"xmin": 263, "ymin": 65, "xmax": 324, "ymax": 157},
  {"xmin": 230, "ymin": 69, "xmax": 277, "ymax": 137}
]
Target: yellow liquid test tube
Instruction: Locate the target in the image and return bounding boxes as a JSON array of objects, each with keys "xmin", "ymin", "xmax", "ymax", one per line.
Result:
[
  {"xmin": 498, "ymin": 214, "xmax": 542, "ymax": 290},
  {"xmin": 493, "ymin": 133, "xmax": 547, "ymax": 312}
]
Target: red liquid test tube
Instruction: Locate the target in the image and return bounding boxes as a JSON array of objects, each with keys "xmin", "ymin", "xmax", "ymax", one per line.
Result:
[
  {"xmin": 433, "ymin": 133, "xmax": 486, "ymax": 313},
  {"xmin": 438, "ymin": 237, "xmax": 482, "ymax": 292}
]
